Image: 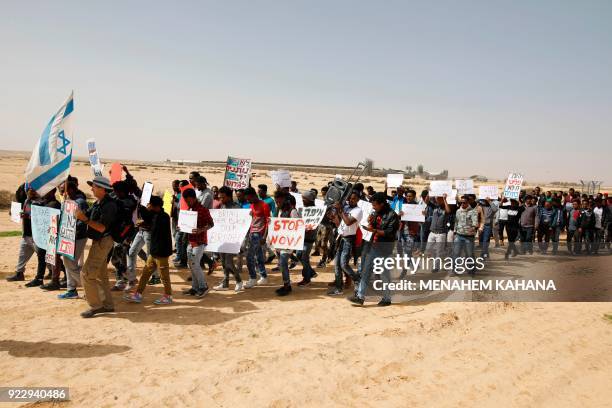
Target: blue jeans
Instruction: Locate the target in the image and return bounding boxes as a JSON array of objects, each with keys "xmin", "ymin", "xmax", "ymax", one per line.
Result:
[
  {"xmin": 334, "ymin": 236, "xmax": 355, "ymax": 290},
  {"xmin": 397, "ymin": 230, "xmax": 416, "ymax": 272},
  {"xmin": 453, "ymin": 234, "xmax": 475, "ymax": 274},
  {"xmin": 173, "ymin": 231, "xmax": 187, "ymax": 263},
  {"xmin": 357, "ymin": 243, "xmax": 394, "ymax": 302},
  {"xmin": 187, "ymin": 244, "xmax": 208, "ymax": 290},
  {"xmin": 128, "ymin": 230, "xmax": 157, "ymax": 281},
  {"xmin": 279, "ymin": 251, "xmax": 291, "ymax": 284},
  {"xmin": 297, "ymin": 241, "xmax": 315, "ymax": 281},
  {"xmin": 479, "ymin": 224, "xmax": 492, "ymax": 257},
  {"xmin": 246, "ymin": 232, "xmax": 267, "ymax": 279}
]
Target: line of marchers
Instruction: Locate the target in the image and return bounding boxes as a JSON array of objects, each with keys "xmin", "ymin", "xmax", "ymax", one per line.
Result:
[{"xmin": 373, "ymin": 279, "xmax": 557, "ymax": 291}]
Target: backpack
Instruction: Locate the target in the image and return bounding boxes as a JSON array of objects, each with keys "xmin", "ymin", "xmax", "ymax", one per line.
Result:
[{"xmin": 110, "ymin": 196, "xmax": 136, "ymax": 243}]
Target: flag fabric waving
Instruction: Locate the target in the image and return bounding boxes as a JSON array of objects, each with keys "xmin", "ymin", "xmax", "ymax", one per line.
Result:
[{"xmin": 25, "ymin": 92, "xmax": 74, "ymax": 196}]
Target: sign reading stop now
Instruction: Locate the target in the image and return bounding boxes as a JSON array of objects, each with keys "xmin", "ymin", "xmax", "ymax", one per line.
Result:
[{"xmin": 267, "ymin": 217, "xmax": 306, "ymax": 250}]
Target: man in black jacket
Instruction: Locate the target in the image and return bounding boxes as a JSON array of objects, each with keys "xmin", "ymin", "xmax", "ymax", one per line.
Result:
[
  {"xmin": 124, "ymin": 196, "xmax": 174, "ymax": 305},
  {"xmin": 350, "ymin": 192, "xmax": 399, "ymax": 307}
]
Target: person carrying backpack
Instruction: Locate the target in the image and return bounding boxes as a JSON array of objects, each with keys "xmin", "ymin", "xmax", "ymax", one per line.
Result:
[{"xmin": 108, "ymin": 181, "xmax": 137, "ymax": 291}]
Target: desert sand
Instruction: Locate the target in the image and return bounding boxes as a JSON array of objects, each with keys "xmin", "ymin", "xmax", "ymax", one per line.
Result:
[{"xmin": 0, "ymin": 152, "xmax": 611, "ymax": 407}]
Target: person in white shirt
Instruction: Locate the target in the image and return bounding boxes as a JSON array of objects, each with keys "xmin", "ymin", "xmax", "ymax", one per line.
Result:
[
  {"xmin": 593, "ymin": 198, "xmax": 604, "ymax": 254},
  {"xmin": 327, "ymin": 192, "xmax": 362, "ymax": 296}
]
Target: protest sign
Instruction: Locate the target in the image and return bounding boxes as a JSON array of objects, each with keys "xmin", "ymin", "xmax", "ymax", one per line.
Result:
[
  {"xmin": 267, "ymin": 217, "xmax": 305, "ymax": 250},
  {"xmin": 386, "ymin": 173, "xmax": 404, "ymax": 188},
  {"xmin": 224, "ymin": 157, "xmax": 252, "ymax": 190},
  {"xmin": 455, "ymin": 179, "xmax": 474, "ymax": 195},
  {"xmin": 270, "ymin": 170, "xmax": 291, "ymax": 188},
  {"xmin": 162, "ymin": 190, "xmax": 173, "ymax": 215},
  {"xmin": 140, "ymin": 182, "xmax": 154, "ymax": 206},
  {"xmin": 87, "ymin": 138, "xmax": 104, "ymax": 177},
  {"xmin": 31, "ymin": 205, "xmax": 61, "ymax": 250},
  {"xmin": 401, "ymin": 204, "xmax": 426, "ymax": 222},
  {"xmin": 299, "ymin": 206, "xmax": 326, "ymax": 230},
  {"xmin": 479, "ymin": 185, "xmax": 499, "ymax": 200},
  {"xmin": 429, "ymin": 181, "xmax": 453, "ymax": 197},
  {"xmin": 290, "ymin": 192, "xmax": 304, "ymax": 209},
  {"xmin": 503, "ymin": 173, "xmax": 524, "ymax": 200},
  {"xmin": 45, "ymin": 214, "xmax": 59, "ymax": 265},
  {"xmin": 57, "ymin": 200, "xmax": 78, "ymax": 258},
  {"xmin": 315, "ymin": 198, "xmax": 326, "ymax": 208},
  {"xmin": 357, "ymin": 200, "xmax": 374, "ymax": 241},
  {"xmin": 109, "ymin": 162, "xmax": 123, "ymax": 184},
  {"xmin": 10, "ymin": 202, "xmax": 21, "ymax": 224},
  {"xmin": 178, "ymin": 210, "xmax": 198, "ymax": 233},
  {"xmin": 447, "ymin": 189, "xmax": 457, "ymax": 205},
  {"xmin": 206, "ymin": 209, "xmax": 252, "ymax": 254}
]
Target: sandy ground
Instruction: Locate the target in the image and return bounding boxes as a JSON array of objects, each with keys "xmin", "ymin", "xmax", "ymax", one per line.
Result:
[{"xmin": 0, "ymin": 152, "xmax": 611, "ymax": 407}]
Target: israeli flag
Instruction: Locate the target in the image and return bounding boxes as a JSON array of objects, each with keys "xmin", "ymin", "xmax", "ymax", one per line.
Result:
[{"xmin": 25, "ymin": 92, "xmax": 74, "ymax": 196}]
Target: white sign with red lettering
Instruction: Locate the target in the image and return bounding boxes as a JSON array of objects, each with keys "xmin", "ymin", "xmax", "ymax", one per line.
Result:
[
  {"xmin": 267, "ymin": 217, "xmax": 305, "ymax": 250},
  {"xmin": 503, "ymin": 173, "xmax": 524, "ymax": 200}
]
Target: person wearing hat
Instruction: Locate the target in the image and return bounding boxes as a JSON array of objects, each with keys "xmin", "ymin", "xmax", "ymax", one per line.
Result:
[
  {"xmin": 75, "ymin": 176, "xmax": 118, "ymax": 318},
  {"xmin": 295, "ymin": 190, "xmax": 318, "ymax": 286}
]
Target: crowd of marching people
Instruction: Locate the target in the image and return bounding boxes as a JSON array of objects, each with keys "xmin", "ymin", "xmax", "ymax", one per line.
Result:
[{"xmin": 6, "ymin": 166, "xmax": 612, "ymax": 316}]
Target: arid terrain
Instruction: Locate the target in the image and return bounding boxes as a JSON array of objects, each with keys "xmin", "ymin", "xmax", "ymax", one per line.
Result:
[{"xmin": 0, "ymin": 151, "xmax": 610, "ymax": 407}]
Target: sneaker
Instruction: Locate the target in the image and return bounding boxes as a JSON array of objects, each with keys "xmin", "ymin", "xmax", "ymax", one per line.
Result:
[
  {"xmin": 297, "ymin": 279, "xmax": 311, "ymax": 287},
  {"xmin": 289, "ymin": 261, "xmax": 297, "ymax": 269},
  {"xmin": 25, "ymin": 278, "xmax": 43, "ymax": 288},
  {"xmin": 41, "ymin": 281, "xmax": 61, "ymax": 291},
  {"xmin": 213, "ymin": 283, "xmax": 229, "ymax": 291},
  {"xmin": 196, "ymin": 287, "xmax": 210, "ymax": 298},
  {"xmin": 207, "ymin": 261, "xmax": 219, "ymax": 275},
  {"xmin": 347, "ymin": 295, "xmax": 364, "ymax": 306},
  {"xmin": 153, "ymin": 295, "xmax": 173, "ymax": 305},
  {"xmin": 186, "ymin": 276, "xmax": 193, "ymax": 282},
  {"xmin": 6, "ymin": 272, "xmax": 25, "ymax": 282},
  {"xmin": 311, "ymin": 271, "xmax": 318, "ymax": 279},
  {"xmin": 111, "ymin": 281, "xmax": 126, "ymax": 291},
  {"xmin": 316, "ymin": 261, "xmax": 327, "ymax": 268},
  {"xmin": 124, "ymin": 280, "xmax": 138, "ymax": 291},
  {"xmin": 275, "ymin": 285, "xmax": 292, "ymax": 296},
  {"xmin": 377, "ymin": 299, "xmax": 392, "ymax": 307},
  {"xmin": 265, "ymin": 255, "xmax": 276, "ymax": 264},
  {"xmin": 257, "ymin": 277, "xmax": 269, "ymax": 285},
  {"xmin": 182, "ymin": 288, "xmax": 197, "ymax": 296},
  {"xmin": 58, "ymin": 290, "xmax": 78, "ymax": 299},
  {"xmin": 327, "ymin": 287, "xmax": 343, "ymax": 296},
  {"xmin": 80, "ymin": 307, "xmax": 106, "ymax": 318},
  {"xmin": 234, "ymin": 282, "xmax": 244, "ymax": 292},
  {"xmin": 123, "ymin": 292, "xmax": 143, "ymax": 303},
  {"xmin": 148, "ymin": 276, "xmax": 161, "ymax": 285},
  {"xmin": 244, "ymin": 278, "xmax": 257, "ymax": 289}
]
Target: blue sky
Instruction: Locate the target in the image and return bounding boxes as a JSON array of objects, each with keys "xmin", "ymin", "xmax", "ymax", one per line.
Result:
[{"xmin": 1, "ymin": 0, "xmax": 611, "ymax": 184}]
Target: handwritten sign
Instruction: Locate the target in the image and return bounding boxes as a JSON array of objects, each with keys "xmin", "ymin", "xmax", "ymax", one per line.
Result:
[
  {"xmin": 162, "ymin": 190, "xmax": 173, "ymax": 215},
  {"xmin": 87, "ymin": 138, "xmax": 104, "ymax": 177},
  {"xmin": 109, "ymin": 162, "xmax": 123, "ymax": 184},
  {"xmin": 447, "ymin": 189, "xmax": 457, "ymax": 205},
  {"xmin": 31, "ymin": 205, "xmax": 61, "ymax": 250},
  {"xmin": 357, "ymin": 200, "xmax": 374, "ymax": 241},
  {"xmin": 315, "ymin": 198, "xmax": 326, "ymax": 208},
  {"xmin": 270, "ymin": 170, "xmax": 291, "ymax": 188},
  {"xmin": 429, "ymin": 181, "xmax": 453, "ymax": 197},
  {"xmin": 45, "ymin": 214, "xmax": 59, "ymax": 265},
  {"xmin": 267, "ymin": 217, "xmax": 305, "ymax": 250},
  {"xmin": 478, "ymin": 185, "xmax": 499, "ymax": 200},
  {"xmin": 178, "ymin": 210, "xmax": 198, "ymax": 233},
  {"xmin": 299, "ymin": 206, "xmax": 326, "ymax": 230},
  {"xmin": 224, "ymin": 157, "xmax": 252, "ymax": 190},
  {"xmin": 140, "ymin": 182, "xmax": 154, "ymax": 206},
  {"xmin": 290, "ymin": 192, "xmax": 304, "ymax": 209},
  {"xmin": 206, "ymin": 209, "xmax": 252, "ymax": 254},
  {"xmin": 455, "ymin": 179, "xmax": 474, "ymax": 196},
  {"xmin": 10, "ymin": 202, "xmax": 21, "ymax": 224},
  {"xmin": 386, "ymin": 173, "xmax": 404, "ymax": 188},
  {"xmin": 57, "ymin": 200, "xmax": 78, "ymax": 259},
  {"xmin": 401, "ymin": 204, "xmax": 426, "ymax": 222},
  {"xmin": 503, "ymin": 173, "xmax": 524, "ymax": 200}
]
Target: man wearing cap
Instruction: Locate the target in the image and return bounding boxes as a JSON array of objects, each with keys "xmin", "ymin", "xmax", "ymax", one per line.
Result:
[{"xmin": 75, "ymin": 176, "xmax": 118, "ymax": 318}]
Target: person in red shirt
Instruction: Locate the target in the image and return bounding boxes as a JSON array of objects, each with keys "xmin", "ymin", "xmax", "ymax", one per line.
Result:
[
  {"xmin": 181, "ymin": 188, "xmax": 214, "ymax": 297},
  {"xmin": 244, "ymin": 187, "xmax": 271, "ymax": 289}
]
